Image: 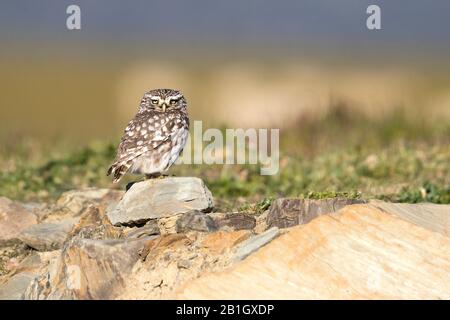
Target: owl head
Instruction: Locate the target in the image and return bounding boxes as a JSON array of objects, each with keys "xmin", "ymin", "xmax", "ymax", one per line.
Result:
[{"xmin": 139, "ymin": 88, "xmax": 187, "ymax": 113}]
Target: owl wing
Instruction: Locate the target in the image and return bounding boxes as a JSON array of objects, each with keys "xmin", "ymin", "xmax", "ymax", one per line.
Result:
[{"xmin": 107, "ymin": 113, "xmax": 187, "ymax": 183}]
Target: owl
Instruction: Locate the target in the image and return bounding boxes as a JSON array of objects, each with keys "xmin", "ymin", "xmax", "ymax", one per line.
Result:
[{"xmin": 107, "ymin": 89, "xmax": 189, "ymax": 183}]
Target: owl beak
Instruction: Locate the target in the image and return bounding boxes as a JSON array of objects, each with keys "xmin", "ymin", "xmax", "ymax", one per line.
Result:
[{"xmin": 161, "ymin": 103, "xmax": 166, "ymax": 112}]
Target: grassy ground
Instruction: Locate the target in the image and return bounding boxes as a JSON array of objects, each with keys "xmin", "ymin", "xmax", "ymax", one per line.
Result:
[{"xmin": 0, "ymin": 106, "xmax": 449, "ymax": 211}]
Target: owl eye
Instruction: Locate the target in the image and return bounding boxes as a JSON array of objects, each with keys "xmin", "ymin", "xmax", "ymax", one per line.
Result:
[
  {"xmin": 151, "ymin": 99, "xmax": 159, "ymax": 105},
  {"xmin": 170, "ymin": 99, "xmax": 178, "ymax": 106}
]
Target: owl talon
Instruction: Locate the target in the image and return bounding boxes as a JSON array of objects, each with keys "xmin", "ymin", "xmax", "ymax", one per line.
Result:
[
  {"xmin": 125, "ymin": 181, "xmax": 136, "ymax": 191},
  {"xmin": 145, "ymin": 173, "xmax": 164, "ymax": 179}
]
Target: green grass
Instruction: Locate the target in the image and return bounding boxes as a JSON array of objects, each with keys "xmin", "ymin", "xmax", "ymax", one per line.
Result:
[
  {"xmin": 0, "ymin": 141, "xmax": 448, "ymax": 210},
  {"xmin": 0, "ymin": 106, "xmax": 449, "ymax": 210}
]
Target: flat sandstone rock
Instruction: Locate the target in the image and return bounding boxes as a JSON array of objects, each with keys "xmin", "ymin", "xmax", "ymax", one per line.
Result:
[
  {"xmin": 233, "ymin": 227, "xmax": 280, "ymax": 261},
  {"xmin": 0, "ymin": 272, "xmax": 38, "ymax": 300},
  {"xmin": 24, "ymin": 236, "xmax": 149, "ymax": 300},
  {"xmin": 177, "ymin": 204, "xmax": 450, "ymax": 299},
  {"xmin": 18, "ymin": 218, "xmax": 78, "ymax": 251},
  {"xmin": 0, "ymin": 197, "xmax": 38, "ymax": 241},
  {"xmin": 107, "ymin": 177, "xmax": 214, "ymax": 226},
  {"xmin": 370, "ymin": 200, "xmax": 450, "ymax": 237}
]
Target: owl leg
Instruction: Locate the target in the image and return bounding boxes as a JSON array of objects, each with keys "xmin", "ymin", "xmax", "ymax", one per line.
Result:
[
  {"xmin": 145, "ymin": 173, "xmax": 162, "ymax": 179},
  {"xmin": 125, "ymin": 181, "xmax": 136, "ymax": 192},
  {"xmin": 151, "ymin": 173, "xmax": 171, "ymax": 179},
  {"xmin": 125, "ymin": 175, "xmax": 157, "ymax": 191}
]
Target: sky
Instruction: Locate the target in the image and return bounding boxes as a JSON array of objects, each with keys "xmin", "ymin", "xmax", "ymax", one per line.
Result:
[{"xmin": 0, "ymin": 0, "xmax": 449, "ymax": 55}]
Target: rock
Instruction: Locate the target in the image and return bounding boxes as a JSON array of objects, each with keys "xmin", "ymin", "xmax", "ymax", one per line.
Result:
[
  {"xmin": 139, "ymin": 234, "xmax": 192, "ymax": 262},
  {"xmin": 209, "ymin": 213, "xmax": 256, "ymax": 231},
  {"xmin": 14, "ymin": 252, "xmax": 42, "ymax": 272},
  {"xmin": 23, "ymin": 250, "xmax": 61, "ymax": 300},
  {"xmin": 107, "ymin": 177, "xmax": 214, "ymax": 226},
  {"xmin": 177, "ymin": 204, "xmax": 450, "ymax": 299},
  {"xmin": 177, "ymin": 259, "xmax": 192, "ymax": 269},
  {"xmin": 20, "ymin": 250, "xmax": 60, "ymax": 272},
  {"xmin": 267, "ymin": 197, "xmax": 364, "ymax": 228},
  {"xmin": 24, "ymin": 235, "xmax": 149, "ymax": 300},
  {"xmin": 0, "ymin": 197, "xmax": 38, "ymax": 241},
  {"xmin": 21, "ymin": 202, "xmax": 48, "ymax": 221},
  {"xmin": 370, "ymin": 200, "xmax": 450, "ymax": 236},
  {"xmin": 0, "ymin": 272, "xmax": 38, "ymax": 300},
  {"xmin": 157, "ymin": 215, "xmax": 182, "ymax": 235},
  {"xmin": 201, "ymin": 230, "xmax": 252, "ymax": 254},
  {"xmin": 0, "ymin": 239, "xmax": 29, "ymax": 277},
  {"xmin": 233, "ymin": 227, "xmax": 280, "ymax": 261},
  {"xmin": 254, "ymin": 210, "xmax": 269, "ymax": 234},
  {"xmin": 18, "ymin": 218, "xmax": 78, "ymax": 251},
  {"xmin": 56, "ymin": 188, "xmax": 123, "ymax": 215},
  {"xmin": 116, "ymin": 232, "xmax": 235, "ymax": 299},
  {"xmin": 41, "ymin": 189, "xmax": 124, "ymax": 223},
  {"xmin": 1, "ymin": 250, "xmax": 61, "ymax": 298},
  {"xmin": 176, "ymin": 211, "xmax": 218, "ymax": 233},
  {"xmin": 69, "ymin": 205, "xmax": 122, "ymax": 240},
  {"xmin": 124, "ymin": 220, "xmax": 160, "ymax": 239}
]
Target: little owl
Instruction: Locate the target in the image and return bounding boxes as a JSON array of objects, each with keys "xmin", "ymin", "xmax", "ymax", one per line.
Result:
[{"xmin": 107, "ymin": 89, "xmax": 189, "ymax": 183}]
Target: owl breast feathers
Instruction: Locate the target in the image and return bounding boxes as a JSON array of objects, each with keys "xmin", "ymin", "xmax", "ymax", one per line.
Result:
[{"xmin": 107, "ymin": 89, "xmax": 189, "ymax": 183}]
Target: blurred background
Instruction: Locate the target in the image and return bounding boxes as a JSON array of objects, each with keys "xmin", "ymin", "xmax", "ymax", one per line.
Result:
[{"xmin": 0, "ymin": 1, "xmax": 449, "ymax": 207}]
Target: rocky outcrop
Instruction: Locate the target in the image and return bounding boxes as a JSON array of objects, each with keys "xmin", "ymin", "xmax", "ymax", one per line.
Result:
[
  {"xmin": 24, "ymin": 236, "xmax": 149, "ymax": 300},
  {"xmin": 267, "ymin": 197, "xmax": 365, "ymax": 228},
  {"xmin": 18, "ymin": 218, "xmax": 78, "ymax": 251},
  {"xmin": 116, "ymin": 230, "xmax": 252, "ymax": 299},
  {"xmin": 55, "ymin": 189, "xmax": 123, "ymax": 214},
  {"xmin": 123, "ymin": 220, "xmax": 160, "ymax": 239},
  {"xmin": 0, "ymin": 250, "xmax": 60, "ymax": 299},
  {"xmin": 0, "ymin": 272, "xmax": 38, "ymax": 300},
  {"xmin": 40, "ymin": 188, "xmax": 123, "ymax": 223},
  {"xmin": 176, "ymin": 210, "xmax": 217, "ymax": 233},
  {"xmin": 69, "ymin": 204, "xmax": 122, "ymax": 240},
  {"xmin": 233, "ymin": 227, "xmax": 280, "ymax": 261},
  {"xmin": 370, "ymin": 200, "xmax": 450, "ymax": 236},
  {"xmin": 209, "ymin": 212, "xmax": 256, "ymax": 231},
  {"xmin": 0, "ymin": 197, "xmax": 38, "ymax": 241},
  {"xmin": 106, "ymin": 177, "xmax": 214, "ymax": 226},
  {"xmin": 177, "ymin": 204, "xmax": 450, "ymax": 299},
  {"xmin": 1, "ymin": 180, "xmax": 450, "ymax": 300}
]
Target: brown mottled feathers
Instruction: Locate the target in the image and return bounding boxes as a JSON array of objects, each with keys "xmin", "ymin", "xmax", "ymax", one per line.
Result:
[
  {"xmin": 107, "ymin": 110, "xmax": 188, "ymax": 182},
  {"xmin": 107, "ymin": 89, "xmax": 189, "ymax": 183}
]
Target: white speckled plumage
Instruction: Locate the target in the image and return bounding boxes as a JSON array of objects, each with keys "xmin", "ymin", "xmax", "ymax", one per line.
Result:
[{"xmin": 107, "ymin": 89, "xmax": 189, "ymax": 183}]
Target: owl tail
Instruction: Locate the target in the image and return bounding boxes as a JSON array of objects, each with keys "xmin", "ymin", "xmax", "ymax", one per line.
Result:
[{"xmin": 107, "ymin": 162, "xmax": 131, "ymax": 183}]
